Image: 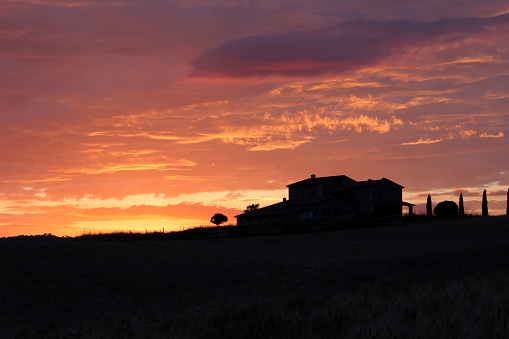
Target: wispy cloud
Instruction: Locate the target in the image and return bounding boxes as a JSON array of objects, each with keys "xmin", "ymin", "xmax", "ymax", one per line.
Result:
[
  {"xmin": 480, "ymin": 131, "xmax": 504, "ymax": 138},
  {"xmin": 401, "ymin": 137, "xmax": 444, "ymax": 145},
  {"xmin": 209, "ymin": 112, "xmax": 404, "ymax": 151}
]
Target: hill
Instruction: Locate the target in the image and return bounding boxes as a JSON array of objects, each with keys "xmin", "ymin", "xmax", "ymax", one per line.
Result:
[{"xmin": 1, "ymin": 216, "xmax": 508, "ymax": 337}]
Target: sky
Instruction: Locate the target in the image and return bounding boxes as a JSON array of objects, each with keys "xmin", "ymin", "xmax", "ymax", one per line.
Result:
[{"xmin": 1, "ymin": 0, "xmax": 508, "ymax": 237}]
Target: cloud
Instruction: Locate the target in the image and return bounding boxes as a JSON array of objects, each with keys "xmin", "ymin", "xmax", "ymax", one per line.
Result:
[
  {"xmin": 400, "ymin": 137, "xmax": 444, "ymax": 146},
  {"xmin": 208, "ymin": 111, "xmax": 403, "ymax": 151},
  {"xmin": 480, "ymin": 131, "xmax": 504, "ymax": 138},
  {"xmin": 84, "ymin": 107, "xmax": 405, "ymax": 152},
  {"xmin": 191, "ymin": 14, "xmax": 509, "ymax": 78}
]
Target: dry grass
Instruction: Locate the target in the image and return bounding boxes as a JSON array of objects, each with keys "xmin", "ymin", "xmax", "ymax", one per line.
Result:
[
  {"xmin": 9, "ymin": 274, "xmax": 509, "ymax": 338},
  {"xmin": 1, "ymin": 216, "xmax": 508, "ymax": 337}
]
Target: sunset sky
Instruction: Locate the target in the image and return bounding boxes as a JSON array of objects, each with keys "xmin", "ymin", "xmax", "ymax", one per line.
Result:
[{"xmin": 1, "ymin": 0, "xmax": 508, "ymax": 237}]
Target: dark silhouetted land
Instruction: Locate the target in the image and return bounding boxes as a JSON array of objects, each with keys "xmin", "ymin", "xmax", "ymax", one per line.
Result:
[{"xmin": 1, "ymin": 216, "xmax": 509, "ymax": 337}]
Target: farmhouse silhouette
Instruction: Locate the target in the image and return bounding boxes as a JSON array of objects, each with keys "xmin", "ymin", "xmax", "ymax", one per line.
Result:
[{"xmin": 236, "ymin": 174, "xmax": 414, "ymax": 225}]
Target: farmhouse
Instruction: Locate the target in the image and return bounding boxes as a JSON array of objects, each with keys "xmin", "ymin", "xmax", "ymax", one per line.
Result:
[{"xmin": 236, "ymin": 174, "xmax": 414, "ymax": 226}]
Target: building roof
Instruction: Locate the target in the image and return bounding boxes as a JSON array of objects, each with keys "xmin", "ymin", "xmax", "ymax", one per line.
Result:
[
  {"xmin": 235, "ymin": 196, "xmax": 335, "ymax": 218},
  {"xmin": 344, "ymin": 177, "xmax": 404, "ymax": 189},
  {"xmin": 287, "ymin": 175, "xmax": 404, "ymax": 189},
  {"xmin": 286, "ymin": 174, "xmax": 354, "ymax": 187}
]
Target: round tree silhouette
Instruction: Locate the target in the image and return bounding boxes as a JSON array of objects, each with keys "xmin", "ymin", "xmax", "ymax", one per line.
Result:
[
  {"xmin": 210, "ymin": 213, "xmax": 228, "ymax": 226},
  {"xmin": 433, "ymin": 200, "xmax": 458, "ymax": 218}
]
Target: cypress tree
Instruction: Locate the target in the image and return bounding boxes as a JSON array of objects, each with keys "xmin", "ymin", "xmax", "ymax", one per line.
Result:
[
  {"xmin": 459, "ymin": 193, "xmax": 464, "ymax": 217},
  {"xmin": 426, "ymin": 194, "xmax": 432, "ymax": 216},
  {"xmin": 482, "ymin": 189, "xmax": 488, "ymax": 216},
  {"xmin": 506, "ymin": 188, "xmax": 508, "ymax": 215}
]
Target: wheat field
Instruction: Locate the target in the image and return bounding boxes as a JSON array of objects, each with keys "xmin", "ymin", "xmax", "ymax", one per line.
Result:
[{"xmin": 1, "ymin": 216, "xmax": 508, "ymax": 337}]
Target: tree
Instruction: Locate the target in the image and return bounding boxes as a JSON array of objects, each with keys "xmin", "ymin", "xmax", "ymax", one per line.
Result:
[
  {"xmin": 459, "ymin": 193, "xmax": 464, "ymax": 217},
  {"xmin": 244, "ymin": 203, "xmax": 260, "ymax": 213},
  {"xmin": 426, "ymin": 194, "xmax": 432, "ymax": 216},
  {"xmin": 210, "ymin": 213, "xmax": 228, "ymax": 226},
  {"xmin": 434, "ymin": 200, "xmax": 458, "ymax": 218},
  {"xmin": 506, "ymin": 189, "xmax": 508, "ymax": 215},
  {"xmin": 482, "ymin": 189, "xmax": 488, "ymax": 216}
]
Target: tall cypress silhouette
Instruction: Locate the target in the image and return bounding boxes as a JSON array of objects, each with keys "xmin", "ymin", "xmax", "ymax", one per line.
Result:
[
  {"xmin": 506, "ymin": 188, "xmax": 508, "ymax": 215},
  {"xmin": 426, "ymin": 194, "xmax": 432, "ymax": 216},
  {"xmin": 482, "ymin": 189, "xmax": 488, "ymax": 216},
  {"xmin": 459, "ymin": 193, "xmax": 464, "ymax": 217}
]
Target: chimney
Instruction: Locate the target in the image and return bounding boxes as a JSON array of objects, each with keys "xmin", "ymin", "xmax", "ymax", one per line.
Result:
[
  {"xmin": 283, "ymin": 197, "xmax": 287, "ymax": 202},
  {"xmin": 311, "ymin": 174, "xmax": 316, "ymax": 179}
]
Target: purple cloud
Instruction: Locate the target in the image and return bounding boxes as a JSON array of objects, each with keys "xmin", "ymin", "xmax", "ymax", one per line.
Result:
[{"xmin": 191, "ymin": 14, "xmax": 509, "ymax": 78}]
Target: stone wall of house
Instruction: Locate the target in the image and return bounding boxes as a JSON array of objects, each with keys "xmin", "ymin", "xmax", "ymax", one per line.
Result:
[
  {"xmin": 345, "ymin": 180, "xmax": 403, "ymax": 215},
  {"xmin": 289, "ymin": 184, "xmax": 323, "ymax": 200},
  {"xmin": 298, "ymin": 199, "xmax": 339, "ymax": 219},
  {"xmin": 373, "ymin": 180, "xmax": 402, "ymax": 204},
  {"xmin": 348, "ymin": 186, "xmax": 374, "ymax": 214}
]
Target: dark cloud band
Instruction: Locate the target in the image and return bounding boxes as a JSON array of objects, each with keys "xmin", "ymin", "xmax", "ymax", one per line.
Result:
[{"xmin": 191, "ymin": 14, "xmax": 509, "ymax": 78}]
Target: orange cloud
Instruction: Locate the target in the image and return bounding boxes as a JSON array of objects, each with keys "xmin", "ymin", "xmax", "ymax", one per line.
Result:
[
  {"xmin": 401, "ymin": 137, "xmax": 444, "ymax": 145},
  {"xmin": 214, "ymin": 112, "xmax": 403, "ymax": 150},
  {"xmin": 480, "ymin": 132, "xmax": 504, "ymax": 138},
  {"xmin": 458, "ymin": 130, "xmax": 477, "ymax": 139}
]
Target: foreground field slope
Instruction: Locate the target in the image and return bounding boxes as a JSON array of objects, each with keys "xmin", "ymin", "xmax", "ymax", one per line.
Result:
[{"xmin": 1, "ymin": 216, "xmax": 509, "ymax": 337}]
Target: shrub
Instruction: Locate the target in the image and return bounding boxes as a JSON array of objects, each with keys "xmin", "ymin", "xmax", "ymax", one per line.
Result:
[{"xmin": 434, "ymin": 200, "xmax": 458, "ymax": 218}]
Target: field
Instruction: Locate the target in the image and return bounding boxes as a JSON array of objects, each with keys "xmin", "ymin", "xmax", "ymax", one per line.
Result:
[{"xmin": 1, "ymin": 216, "xmax": 509, "ymax": 338}]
